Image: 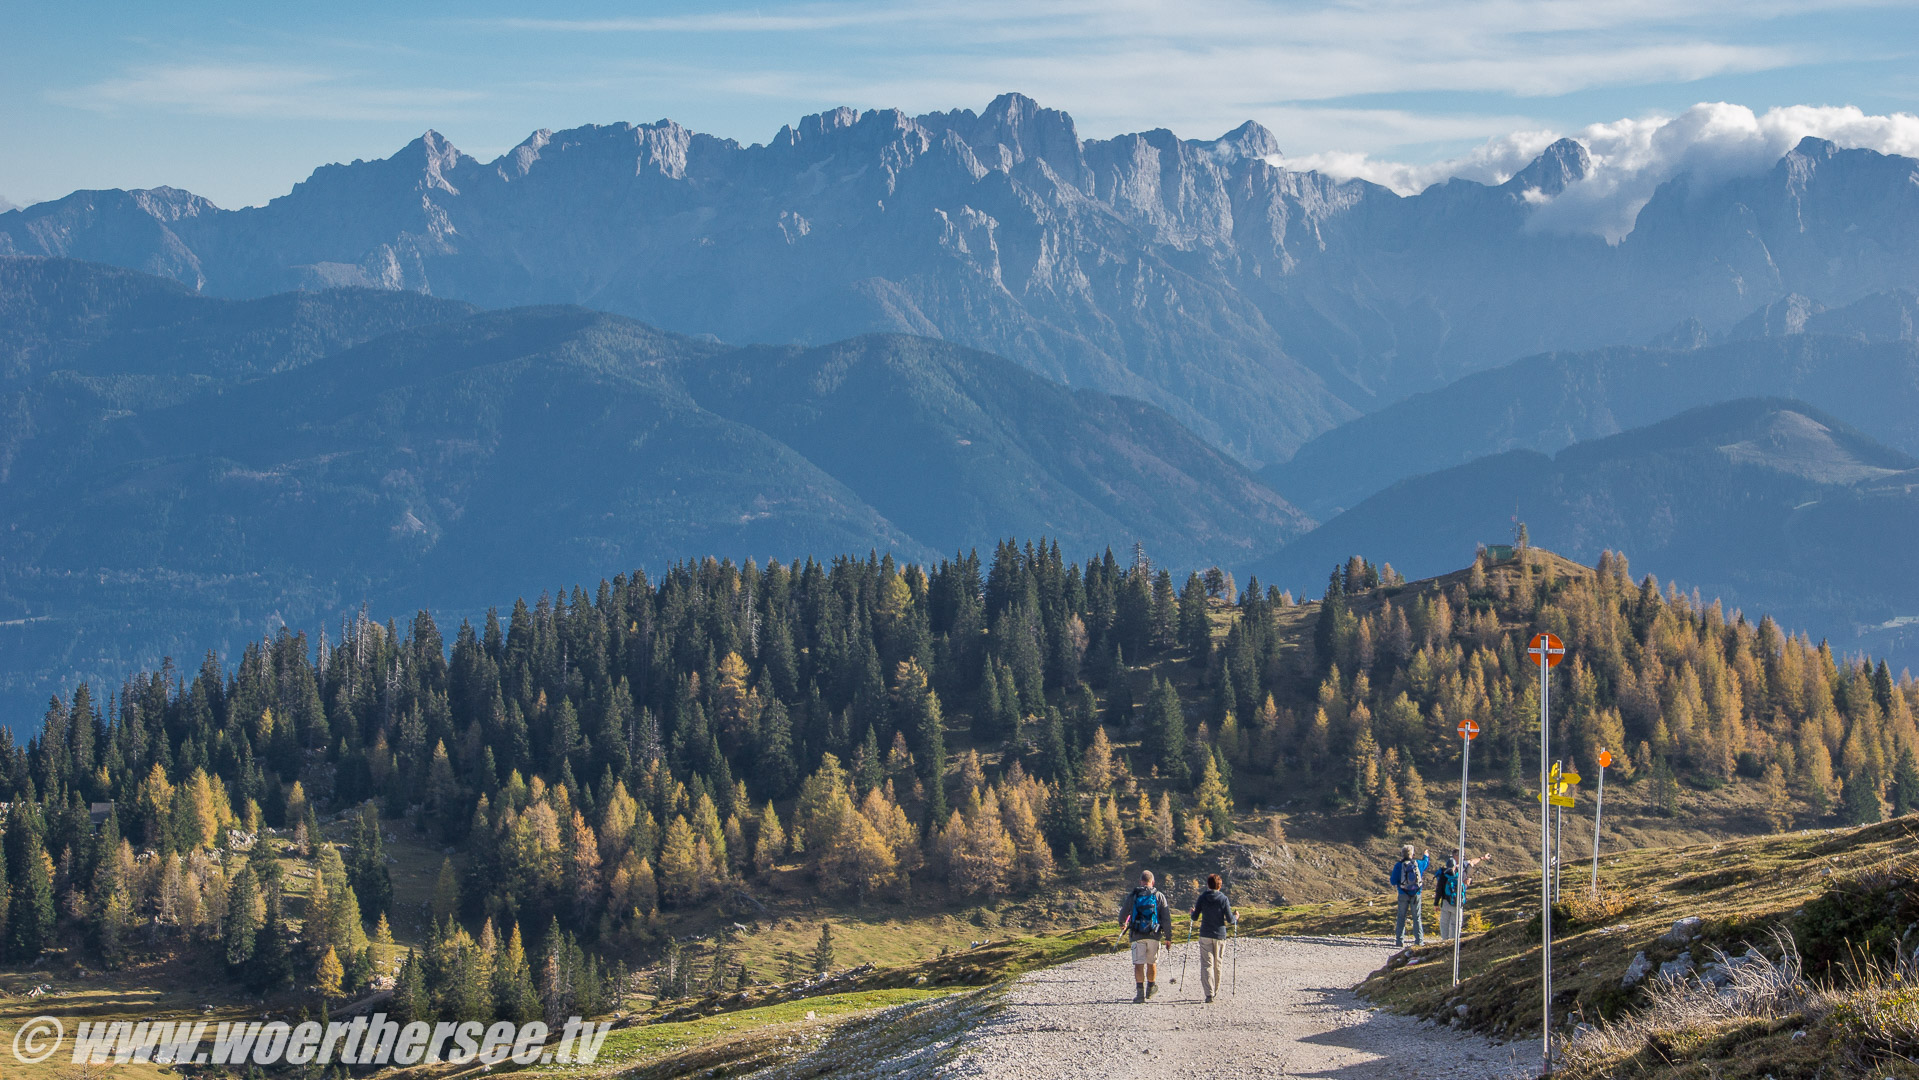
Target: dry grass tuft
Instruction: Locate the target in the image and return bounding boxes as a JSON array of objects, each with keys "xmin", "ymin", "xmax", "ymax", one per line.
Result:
[{"xmin": 1563, "ymin": 931, "xmax": 1814, "ymax": 1071}]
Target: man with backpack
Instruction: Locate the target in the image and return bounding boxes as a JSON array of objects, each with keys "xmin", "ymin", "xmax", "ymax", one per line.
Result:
[
  {"xmin": 1120, "ymin": 870, "xmax": 1173, "ymax": 1002},
  {"xmin": 1390, "ymin": 844, "xmax": 1431, "ymax": 949},
  {"xmin": 1436, "ymin": 853, "xmax": 1491, "ymax": 939},
  {"xmin": 1189, "ymin": 873, "xmax": 1238, "ymax": 1003}
]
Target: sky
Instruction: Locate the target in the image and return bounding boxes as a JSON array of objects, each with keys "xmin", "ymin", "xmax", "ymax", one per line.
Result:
[{"xmin": 4, "ymin": 0, "xmax": 1919, "ymax": 212}]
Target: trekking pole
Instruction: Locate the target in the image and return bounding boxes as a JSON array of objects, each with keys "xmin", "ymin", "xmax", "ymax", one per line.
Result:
[
  {"xmin": 1180, "ymin": 919, "xmax": 1191, "ymax": 998},
  {"xmin": 1231, "ymin": 922, "xmax": 1239, "ymax": 996}
]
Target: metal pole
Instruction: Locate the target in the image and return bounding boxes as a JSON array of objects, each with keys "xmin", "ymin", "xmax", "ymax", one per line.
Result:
[
  {"xmin": 1554, "ymin": 796, "xmax": 1564, "ymax": 904},
  {"xmin": 1452, "ymin": 729, "xmax": 1472, "ymax": 987},
  {"xmin": 1539, "ymin": 648, "xmax": 1553, "ymax": 1074},
  {"xmin": 1590, "ymin": 762, "xmax": 1606, "ymax": 897}
]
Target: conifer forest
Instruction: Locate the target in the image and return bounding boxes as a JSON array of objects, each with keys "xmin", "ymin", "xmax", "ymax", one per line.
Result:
[{"xmin": 0, "ymin": 541, "xmax": 1912, "ymax": 1026}]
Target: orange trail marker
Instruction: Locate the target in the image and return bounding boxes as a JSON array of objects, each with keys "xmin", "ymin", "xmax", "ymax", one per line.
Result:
[{"xmin": 1528, "ymin": 631, "xmax": 1565, "ymax": 668}]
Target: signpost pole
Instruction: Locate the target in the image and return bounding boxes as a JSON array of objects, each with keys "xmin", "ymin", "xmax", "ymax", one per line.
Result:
[
  {"xmin": 1531, "ymin": 633, "xmax": 1559, "ymax": 1076},
  {"xmin": 1452, "ymin": 719, "xmax": 1477, "ymax": 987},
  {"xmin": 1591, "ymin": 754, "xmax": 1608, "ymax": 897}
]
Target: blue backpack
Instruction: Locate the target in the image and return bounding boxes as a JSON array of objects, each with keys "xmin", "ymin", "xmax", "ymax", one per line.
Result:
[{"xmin": 1131, "ymin": 889, "xmax": 1160, "ymax": 934}]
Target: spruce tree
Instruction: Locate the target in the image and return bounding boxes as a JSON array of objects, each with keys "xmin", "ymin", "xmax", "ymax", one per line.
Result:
[
  {"xmin": 1841, "ymin": 772, "xmax": 1884, "ymax": 825},
  {"xmin": 250, "ymin": 892, "xmax": 295, "ymax": 991},
  {"xmin": 393, "ymin": 950, "xmax": 433, "ymax": 1023},
  {"xmin": 1143, "ymin": 679, "xmax": 1189, "ymax": 786},
  {"xmin": 1892, "ymin": 747, "xmax": 1919, "ymax": 818},
  {"xmin": 224, "ymin": 864, "xmax": 264, "ymax": 968},
  {"xmin": 348, "ymin": 801, "xmax": 392, "ymax": 918},
  {"xmin": 811, "ymin": 922, "xmax": 835, "ymax": 974},
  {"xmin": 6, "ymin": 807, "xmax": 55, "ymax": 961}
]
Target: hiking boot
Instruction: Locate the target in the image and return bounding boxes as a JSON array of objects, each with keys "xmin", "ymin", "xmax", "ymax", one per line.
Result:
[
  {"xmin": 1133, "ymin": 985, "xmax": 1146, "ymax": 1003},
  {"xmin": 1204, "ymin": 994, "xmax": 1214, "ymax": 1004},
  {"xmin": 1146, "ymin": 982, "xmax": 1158, "ymax": 999}
]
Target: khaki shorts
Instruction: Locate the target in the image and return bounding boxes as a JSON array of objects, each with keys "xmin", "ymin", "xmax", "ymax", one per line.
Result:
[{"xmin": 1130, "ymin": 938, "xmax": 1162, "ymax": 965}]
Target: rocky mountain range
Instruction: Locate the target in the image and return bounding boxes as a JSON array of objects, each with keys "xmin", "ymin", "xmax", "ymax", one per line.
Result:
[{"xmin": 9, "ymin": 95, "xmax": 1919, "ymax": 465}]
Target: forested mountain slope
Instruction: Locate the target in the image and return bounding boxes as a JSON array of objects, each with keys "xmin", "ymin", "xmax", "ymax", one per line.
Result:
[{"xmin": 0, "ymin": 541, "xmax": 1909, "ymax": 1035}]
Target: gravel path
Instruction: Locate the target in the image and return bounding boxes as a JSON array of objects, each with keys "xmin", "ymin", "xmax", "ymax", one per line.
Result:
[{"xmin": 939, "ymin": 936, "xmax": 1533, "ymax": 1079}]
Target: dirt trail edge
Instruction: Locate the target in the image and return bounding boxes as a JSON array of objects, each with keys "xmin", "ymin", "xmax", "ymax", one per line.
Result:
[{"xmin": 934, "ymin": 935, "xmax": 1532, "ymax": 1079}]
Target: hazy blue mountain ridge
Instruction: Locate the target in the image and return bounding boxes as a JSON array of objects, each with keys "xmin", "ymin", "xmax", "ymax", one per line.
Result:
[
  {"xmin": 10, "ymin": 97, "xmax": 1919, "ymax": 464},
  {"xmin": 1267, "ymin": 308, "xmax": 1919, "ymax": 517},
  {"xmin": 1255, "ymin": 398, "xmax": 1919, "ymax": 663},
  {"xmin": 0, "ymin": 258, "xmax": 1308, "ymax": 721}
]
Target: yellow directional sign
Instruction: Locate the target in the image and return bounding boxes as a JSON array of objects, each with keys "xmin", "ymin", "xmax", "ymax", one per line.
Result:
[
  {"xmin": 1536, "ymin": 792, "xmax": 1577, "ymax": 807},
  {"xmin": 1559, "ymin": 771, "xmax": 1581, "ymax": 787}
]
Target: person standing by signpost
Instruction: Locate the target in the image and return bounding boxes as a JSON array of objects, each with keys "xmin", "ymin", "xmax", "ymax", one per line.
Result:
[
  {"xmin": 1437, "ymin": 853, "xmax": 1490, "ymax": 940},
  {"xmin": 1389, "ymin": 844, "xmax": 1430, "ymax": 949}
]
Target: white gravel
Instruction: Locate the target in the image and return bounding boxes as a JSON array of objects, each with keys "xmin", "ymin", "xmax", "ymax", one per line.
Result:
[{"xmin": 938, "ymin": 936, "xmax": 1534, "ymax": 1079}]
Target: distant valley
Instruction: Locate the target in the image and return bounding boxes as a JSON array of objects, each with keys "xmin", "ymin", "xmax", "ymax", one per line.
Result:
[{"xmin": 0, "ymin": 257, "xmax": 1303, "ymax": 718}]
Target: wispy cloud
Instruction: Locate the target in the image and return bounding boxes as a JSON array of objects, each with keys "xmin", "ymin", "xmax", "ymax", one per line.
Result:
[
  {"xmin": 46, "ymin": 63, "xmax": 484, "ymax": 122},
  {"xmin": 476, "ymin": 0, "xmax": 1836, "ymax": 105},
  {"xmin": 1285, "ymin": 102, "xmax": 1919, "ymax": 239}
]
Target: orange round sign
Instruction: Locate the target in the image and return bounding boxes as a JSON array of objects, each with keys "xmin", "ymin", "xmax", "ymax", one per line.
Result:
[
  {"xmin": 1527, "ymin": 631, "xmax": 1566, "ymax": 668},
  {"xmin": 1598, "ymin": 749, "xmax": 1613, "ymax": 768},
  {"xmin": 1458, "ymin": 719, "xmax": 1480, "ymax": 740}
]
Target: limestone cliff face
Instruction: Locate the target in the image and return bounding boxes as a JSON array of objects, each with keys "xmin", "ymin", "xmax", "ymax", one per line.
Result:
[{"xmin": 8, "ymin": 99, "xmax": 1919, "ymax": 464}]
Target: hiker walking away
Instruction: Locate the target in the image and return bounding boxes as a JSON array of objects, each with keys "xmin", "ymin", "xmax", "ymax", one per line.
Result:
[
  {"xmin": 1120, "ymin": 870, "xmax": 1174, "ymax": 1002},
  {"xmin": 1390, "ymin": 844, "xmax": 1431, "ymax": 948},
  {"xmin": 1436, "ymin": 853, "xmax": 1491, "ymax": 940},
  {"xmin": 1190, "ymin": 873, "xmax": 1238, "ymax": 1003}
]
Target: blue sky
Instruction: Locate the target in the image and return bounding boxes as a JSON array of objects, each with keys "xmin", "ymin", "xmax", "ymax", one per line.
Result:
[{"xmin": 4, "ymin": 0, "xmax": 1918, "ymax": 209}]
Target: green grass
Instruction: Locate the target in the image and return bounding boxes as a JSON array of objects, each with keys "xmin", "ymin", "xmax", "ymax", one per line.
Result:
[{"xmin": 537, "ymin": 988, "xmax": 955, "ymax": 1078}]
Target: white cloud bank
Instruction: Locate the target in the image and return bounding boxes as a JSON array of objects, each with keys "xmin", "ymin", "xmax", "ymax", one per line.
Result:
[{"xmin": 1273, "ymin": 103, "xmax": 1919, "ymax": 241}]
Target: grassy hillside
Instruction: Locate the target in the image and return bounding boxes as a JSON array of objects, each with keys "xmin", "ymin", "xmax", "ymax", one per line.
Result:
[{"xmin": 1352, "ymin": 814, "xmax": 1919, "ymax": 1078}]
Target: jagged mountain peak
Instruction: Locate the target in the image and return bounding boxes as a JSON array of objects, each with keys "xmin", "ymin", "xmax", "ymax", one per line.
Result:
[
  {"xmin": 1789, "ymin": 134, "xmax": 1840, "ymax": 161},
  {"xmin": 1503, "ymin": 137, "xmax": 1590, "ymax": 196},
  {"xmin": 1208, "ymin": 120, "xmax": 1282, "ymax": 162}
]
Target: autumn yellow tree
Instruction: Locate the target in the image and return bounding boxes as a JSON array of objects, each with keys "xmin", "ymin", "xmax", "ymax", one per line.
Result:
[
  {"xmin": 1081, "ymin": 727, "xmax": 1116, "ymax": 793},
  {"xmin": 316, "ymin": 946, "xmax": 344, "ymax": 1002},
  {"xmin": 944, "ymin": 789, "xmax": 1014, "ymax": 894},
  {"xmin": 753, "ymin": 803, "xmax": 786, "ymax": 875},
  {"xmin": 658, "ymin": 815, "xmax": 702, "ymax": 907}
]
